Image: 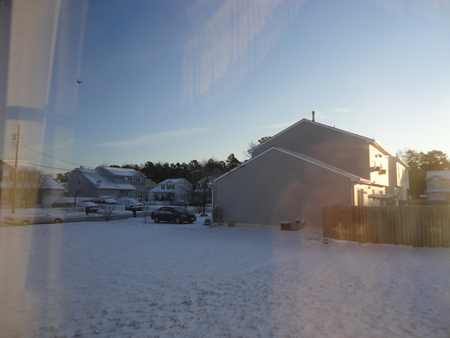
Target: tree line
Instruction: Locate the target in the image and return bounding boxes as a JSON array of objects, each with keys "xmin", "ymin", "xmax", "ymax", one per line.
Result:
[
  {"xmin": 114, "ymin": 153, "xmax": 242, "ymax": 184},
  {"xmin": 400, "ymin": 149, "xmax": 449, "ymax": 198}
]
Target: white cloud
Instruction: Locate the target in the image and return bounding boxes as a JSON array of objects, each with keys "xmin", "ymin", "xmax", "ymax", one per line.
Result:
[{"xmin": 97, "ymin": 128, "xmax": 208, "ymax": 148}]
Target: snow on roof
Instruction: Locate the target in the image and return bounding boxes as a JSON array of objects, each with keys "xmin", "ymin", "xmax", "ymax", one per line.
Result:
[
  {"xmin": 76, "ymin": 168, "xmax": 141, "ymax": 190},
  {"xmin": 101, "ymin": 167, "xmax": 141, "ymax": 177},
  {"xmin": 426, "ymin": 170, "xmax": 450, "ymax": 180},
  {"xmin": 1, "ymin": 159, "xmax": 40, "ymax": 172},
  {"xmin": 157, "ymin": 178, "xmax": 191, "ymax": 185},
  {"xmin": 40, "ymin": 175, "xmax": 65, "ymax": 190},
  {"xmin": 78, "ymin": 168, "xmax": 118, "ymax": 189}
]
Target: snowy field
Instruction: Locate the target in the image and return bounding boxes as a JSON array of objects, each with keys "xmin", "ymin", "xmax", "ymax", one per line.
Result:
[{"xmin": 1, "ymin": 218, "xmax": 450, "ymax": 338}]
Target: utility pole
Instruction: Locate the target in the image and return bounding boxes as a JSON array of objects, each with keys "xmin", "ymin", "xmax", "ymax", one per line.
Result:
[{"xmin": 12, "ymin": 124, "xmax": 20, "ymax": 214}]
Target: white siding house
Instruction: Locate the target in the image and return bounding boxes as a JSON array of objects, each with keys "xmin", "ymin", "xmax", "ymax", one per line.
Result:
[
  {"xmin": 426, "ymin": 170, "xmax": 450, "ymax": 200},
  {"xmin": 148, "ymin": 178, "xmax": 192, "ymax": 202}
]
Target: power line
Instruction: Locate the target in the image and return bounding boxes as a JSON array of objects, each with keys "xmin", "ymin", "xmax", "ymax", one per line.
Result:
[
  {"xmin": 0, "ymin": 144, "xmax": 15, "ymax": 157},
  {"xmin": 23, "ymin": 161, "xmax": 75, "ymax": 172},
  {"xmin": 20, "ymin": 142, "xmax": 92, "ymax": 168}
]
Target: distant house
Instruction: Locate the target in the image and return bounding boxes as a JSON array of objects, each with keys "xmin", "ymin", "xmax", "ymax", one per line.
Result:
[
  {"xmin": 0, "ymin": 160, "xmax": 65, "ymax": 208},
  {"xmin": 425, "ymin": 170, "xmax": 450, "ymax": 200},
  {"xmin": 144, "ymin": 179, "xmax": 158, "ymax": 201},
  {"xmin": 148, "ymin": 178, "xmax": 192, "ymax": 202},
  {"xmin": 67, "ymin": 166, "xmax": 146, "ymax": 200},
  {"xmin": 212, "ymin": 117, "xmax": 410, "ymax": 228},
  {"xmin": 39, "ymin": 175, "xmax": 65, "ymax": 208}
]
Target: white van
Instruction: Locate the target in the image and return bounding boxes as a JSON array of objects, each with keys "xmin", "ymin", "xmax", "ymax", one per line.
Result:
[{"xmin": 117, "ymin": 198, "xmax": 144, "ymax": 210}]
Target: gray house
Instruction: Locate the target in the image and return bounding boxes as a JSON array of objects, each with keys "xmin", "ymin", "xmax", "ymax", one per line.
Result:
[
  {"xmin": 212, "ymin": 118, "xmax": 409, "ymax": 228},
  {"xmin": 68, "ymin": 166, "xmax": 146, "ymax": 200}
]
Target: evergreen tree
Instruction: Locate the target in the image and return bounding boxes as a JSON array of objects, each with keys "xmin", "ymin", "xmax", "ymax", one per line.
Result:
[
  {"xmin": 401, "ymin": 149, "xmax": 449, "ymax": 198},
  {"xmin": 226, "ymin": 153, "xmax": 241, "ymax": 171}
]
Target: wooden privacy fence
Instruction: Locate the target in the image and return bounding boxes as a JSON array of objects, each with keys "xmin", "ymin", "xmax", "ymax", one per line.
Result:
[{"xmin": 322, "ymin": 205, "xmax": 450, "ymax": 248}]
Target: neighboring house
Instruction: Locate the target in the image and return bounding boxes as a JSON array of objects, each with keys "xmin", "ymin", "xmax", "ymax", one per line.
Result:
[
  {"xmin": 67, "ymin": 166, "xmax": 146, "ymax": 200},
  {"xmin": 425, "ymin": 170, "xmax": 450, "ymax": 200},
  {"xmin": 39, "ymin": 175, "xmax": 65, "ymax": 208},
  {"xmin": 0, "ymin": 160, "xmax": 64, "ymax": 208},
  {"xmin": 212, "ymin": 117, "xmax": 410, "ymax": 228},
  {"xmin": 148, "ymin": 178, "xmax": 192, "ymax": 202},
  {"xmin": 145, "ymin": 179, "xmax": 158, "ymax": 201}
]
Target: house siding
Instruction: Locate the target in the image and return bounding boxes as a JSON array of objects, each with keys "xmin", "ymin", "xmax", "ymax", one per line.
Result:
[
  {"xmin": 215, "ymin": 149, "xmax": 355, "ymax": 228},
  {"xmin": 252, "ymin": 120, "xmax": 371, "ymax": 179},
  {"xmin": 68, "ymin": 167, "xmax": 146, "ymax": 200}
]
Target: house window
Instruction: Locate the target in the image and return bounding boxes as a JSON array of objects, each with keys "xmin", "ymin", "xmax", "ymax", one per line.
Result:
[
  {"xmin": 161, "ymin": 184, "xmax": 165, "ymax": 189},
  {"xmin": 124, "ymin": 177, "xmax": 129, "ymax": 182}
]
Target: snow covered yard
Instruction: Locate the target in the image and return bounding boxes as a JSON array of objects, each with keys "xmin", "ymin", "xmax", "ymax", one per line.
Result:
[{"xmin": 1, "ymin": 219, "xmax": 450, "ymax": 338}]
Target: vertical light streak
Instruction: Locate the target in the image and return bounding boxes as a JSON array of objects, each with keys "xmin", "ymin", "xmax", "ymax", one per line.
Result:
[{"xmin": 182, "ymin": 0, "xmax": 308, "ymax": 105}]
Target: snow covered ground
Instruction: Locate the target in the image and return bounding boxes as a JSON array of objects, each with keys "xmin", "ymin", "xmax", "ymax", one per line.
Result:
[{"xmin": 1, "ymin": 218, "xmax": 450, "ymax": 338}]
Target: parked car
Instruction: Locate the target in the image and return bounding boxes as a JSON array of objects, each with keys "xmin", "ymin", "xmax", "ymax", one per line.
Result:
[
  {"xmin": 151, "ymin": 207, "xmax": 196, "ymax": 224},
  {"xmin": 52, "ymin": 197, "xmax": 76, "ymax": 208},
  {"xmin": 77, "ymin": 201, "xmax": 99, "ymax": 213},
  {"xmin": 170, "ymin": 199, "xmax": 188, "ymax": 206},
  {"xmin": 3, "ymin": 209, "xmax": 65, "ymax": 226},
  {"xmin": 117, "ymin": 198, "xmax": 144, "ymax": 210},
  {"xmin": 92, "ymin": 197, "xmax": 117, "ymax": 204}
]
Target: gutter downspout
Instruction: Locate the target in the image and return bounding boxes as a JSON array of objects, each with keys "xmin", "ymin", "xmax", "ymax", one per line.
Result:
[{"xmin": 208, "ymin": 180, "xmax": 214, "ymax": 225}]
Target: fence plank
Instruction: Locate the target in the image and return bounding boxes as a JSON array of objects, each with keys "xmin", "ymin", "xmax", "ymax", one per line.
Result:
[{"xmin": 322, "ymin": 205, "xmax": 450, "ymax": 248}]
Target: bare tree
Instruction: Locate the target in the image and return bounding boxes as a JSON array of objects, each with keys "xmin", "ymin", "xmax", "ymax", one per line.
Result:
[
  {"xmin": 244, "ymin": 137, "xmax": 271, "ymax": 160},
  {"xmin": 193, "ymin": 169, "xmax": 221, "ymax": 216},
  {"xmin": 9, "ymin": 169, "xmax": 42, "ymax": 209},
  {"xmin": 103, "ymin": 204, "xmax": 116, "ymax": 222},
  {"xmin": 244, "ymin": 140, "xmax": 258, "ymax": 160},
  {"xmin": 193, "ymin": 176, "xmax": 213, "ymax": 216}
]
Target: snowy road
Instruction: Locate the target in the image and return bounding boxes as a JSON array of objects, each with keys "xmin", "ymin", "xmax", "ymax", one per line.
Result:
[{"xmin": 1, "ymin": 219, "xmax": 450, "ymax": 337}]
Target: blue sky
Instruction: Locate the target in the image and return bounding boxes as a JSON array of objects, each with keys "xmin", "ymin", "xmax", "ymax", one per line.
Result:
[{"xmin": 43, "ymin": 0, "xmax": 450, "ymax": 171}]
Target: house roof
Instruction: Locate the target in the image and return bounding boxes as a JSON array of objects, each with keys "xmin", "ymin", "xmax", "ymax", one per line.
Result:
[
  {"xmin": 215, "ymin": 146, "xmax": 378, "ymax": 186},
  {"xmin": 149, "ymin": 178, "xmax": 192, "ymax": 193},
  {"xmin": 157, "ymin": 178, "xmax": 191, "ymax": 185},
  {"xmin": 1, "ymin": 159, "xmax": 40, "ymax": 172},
  {"xmin": 249, "ymin": 118, "xmax": 393, "ymax": 156},
  {"xmin": 75, "ymin": 168, "xmax": 141, "ymax": 191},
  {"xmin": 78, "ymin": 168, "xmax": 118, "ymax": 189},
  {"xmin": 426, "ymin": 170, "xmax": 450, "ymax": 180},
  {"xmin": 100, "ymin": 167, "xmax": 143, "ymax": 177},
  {"xmin": 40, "ymin": 175, "xmax": 65, "ymax": 190}
]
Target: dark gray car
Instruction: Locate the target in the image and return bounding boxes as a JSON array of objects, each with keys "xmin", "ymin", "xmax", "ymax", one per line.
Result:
[{"xmin": 151, "ymin": 207, "xmax": 196, "ymax": 224}]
